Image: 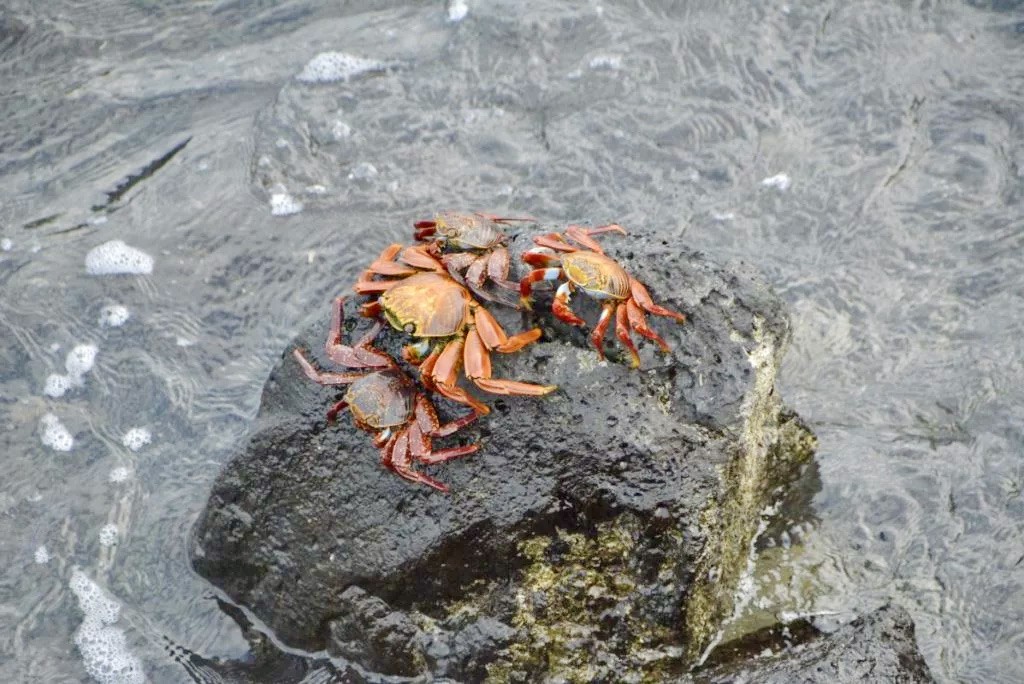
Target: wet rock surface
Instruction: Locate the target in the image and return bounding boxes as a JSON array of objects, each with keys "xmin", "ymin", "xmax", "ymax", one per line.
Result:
[
  {"xmin": 694, "ymin": 604, "xmax": 935, "ymax": 683},
  {"xmin": 190, "ymin": 230, "xmax": 818, "ymax": 681}
]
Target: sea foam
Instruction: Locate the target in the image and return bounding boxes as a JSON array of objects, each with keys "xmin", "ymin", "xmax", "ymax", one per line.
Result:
[
  {"xmin": 44, "ymin": 344, "xmax": 99, "ymax": 397},
  {"xmin": 121, "ymin": 428, "xmax": 151, "ymax": 452},
  {"xmin": 296, "ymin": 52, "xmax": 387, "ymax": 83},
  {"xmin": 69, "ymin": 569, "xmax": 145, "ymax": 684},
  {"xmin": 85, "ymin": 241, "xmax": 154, "ymax": 276},
  {"xmin": 98, "ymin": 305, "xmax": 130, "ymax": 328},
  {"xmin": 40, "ymin": 413, "xmax": 74, "ymax": 451},
  {"xmin": 447, "ymin": 0, "xmax": 469, "ymax": 22}
]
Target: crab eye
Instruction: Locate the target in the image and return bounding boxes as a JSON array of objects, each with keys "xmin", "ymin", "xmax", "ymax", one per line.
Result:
[{"xmin": 404, "ymin": 323, "xmax": 416, "ymax": 334}]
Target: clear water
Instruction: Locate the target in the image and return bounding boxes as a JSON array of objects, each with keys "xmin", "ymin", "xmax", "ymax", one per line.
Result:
[{"xmin": 1, "ymin": 0, "xmax": 1022, "ymax": 681}]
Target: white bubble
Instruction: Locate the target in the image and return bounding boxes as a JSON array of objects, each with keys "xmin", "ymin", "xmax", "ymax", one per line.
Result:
[
  {"xmin": 66, "ymin": 344, "xmax": 99, "ymax": 378},
  {"xmin": 34, "ymin": 546, "xmax": 51, "ymax": 564},
  {"xmin": 175, "ymin": 336, "xmax": 194, "ymax": 347},
  {"xmin": 447, "ymin": 0, "xmax": 469, "ymax": 22},
  {"xmin": 121, "ymin": 428, "xmax": 151, "ymax": 452},
  {"xmin": 348, "ymin": 162, "xmax": 378, "ymax": 181},
  {"xmin": 270, "ymin": 193, "xmax": 303, "ymax": 216},
  {"xmin": 761, "ymin": 173, "xmax": 792, "ymax": 191},
  {"xmin": 85, "ymin": 241, "xmax": 154, "ymax": 276},
  {"xmin": 109, "ymin": 467, "xmax": 131, "ymax": 483},
  {"xmin": 1, "ymin": 238, "xmax": 12, "ymax": 251},
  {"xmin": 44, "ymin": 373, "xmax": 75, "ymax": 397},
  {"xmin": 589, "ymin": 54, "xmax": 622, "ymax": 70},
  {"xmin": 40, "ymin": 413, "xmax": 74, "ymax": 452},
  {"xmin": 99, "ymin": 524, "xmax": 119, "ymax": 547},
  {"xmin": 98, "ymin": 305, "xmax": 130, "ymax": 328},
  {"xmin": 296, "ymin": 52, "xmax": 387, "ymax": 83},
  {"xmin": 69, "ymin": 569, "xmax": 145, "ymax": 684},
  {"xmin": 331, "ymin": 119, "xmax": 351, "ymax": 139}
]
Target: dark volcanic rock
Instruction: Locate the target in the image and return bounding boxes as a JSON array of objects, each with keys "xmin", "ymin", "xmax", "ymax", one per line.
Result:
[
  {"xmin": 190, "ymin": 230, "xmax": 818, "ymax": 681},
  {"xmin": 694, "ymin": 605, "xmax": 935, "ymax": 683}
]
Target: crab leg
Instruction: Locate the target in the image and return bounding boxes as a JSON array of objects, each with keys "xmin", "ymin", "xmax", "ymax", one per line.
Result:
[
  {"xmin": 473, "ymin": 306, "xmax": 544, "ymax": 353},
  {"xmin": 397, "ymin": 245, "xmax": 447, "ymax": 272},
  {"xmin": 364, "ymin": 244, "xmax": 419, "ymax": 276},
  {"xmin": 326, "ymin": 400, "xmax": 349, "ymax": 423},
  {"xmin": 465, "ymin": 328, "xmax": 557, "ymax": 397},
  {"xmin": 429, "ymin": 338, "xmax": 491, "ymax": 415},
  {"xmin": 433, "ymin": 411, "xmax": 479, "ymax": 438},
  {"xmin": 413, "ymin": 395, "xmax": 479, "ymax": 437},
  {"xmin": 615, "ymin": 304, "xmax": 642, "ymax": 368},
  {"xmin": 552, "ymin": 282, "xmax": 586, "ymax": 327},
  {"xmin": 465, "ymin": 254, "xmax": 490, "ymax": 291},
  {"xmin": 486, "ymin": 247, "xmax": 518, "ymax": 290},
  {"xmin": 476, "ymin": 212, "xmax": 536, "ymax": 224},
  {"xmin": 418, "ymin": 444, "xmax": 479, "ymax": 466},
  {"xmin": 519, "ymin": 267, "xmax": 564, "ymax": 308},
  {"xmin": 418, "ymin": 348, "xmax": 440, "ymax": 393},
  {"xmin": 441, "ymin": 252, "xmax": 478, "ymax": 283},
  {"xmin": 626, "ymin": 298, "xmax": 671, "ymax": 353},
  {"xmin": 629, "ymin": 277, "xmax": 686, "ymax": 323},
  {"xmin": 589, "ymin": 301, "xmax": 617, "ymax": 361},
  {"xmin": 564, "ymin": 224, "xmax": 627, "ymax": 253},
  {"xmin": 292, "ymin": 349, "xmax": 367, "ymax": 385},
  {"xmin": 324, "ymin": 297, "xmax": 392, "ymax": 369},
  {"xmin": 387, "ymin": 430, "xmax": 449, "ymax": 492},
  {"xmin": 531, "ymin": 232, "xmax": 577, "ymax": 252}
]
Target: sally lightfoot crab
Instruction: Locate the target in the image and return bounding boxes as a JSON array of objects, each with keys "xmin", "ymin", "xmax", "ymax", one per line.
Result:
[
  {"xmin": 413, "ymin": 211, "xmax": 534, "ymax": 304},
  {"xmin": 355, "ymin": 244, "xmax": 556, "ymax": 414},
  {"xmin": 292, "ymin": 297, "xmax": 479, "ymax": 492},
  {"xmin": 520, "ymin": 224, "xmax": 687, "ymax": 368}
]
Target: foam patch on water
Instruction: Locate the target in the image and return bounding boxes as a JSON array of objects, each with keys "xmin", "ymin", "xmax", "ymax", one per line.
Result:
[
  {"xmin": 70, "ymin": 569, "xmax": 145, "ymax": 684},
  {"xmin": 44, "ymin": 373, "xmax": 76, "ymax": 398},
  {"xmin": 348, "ymin": 162, "xmax": 378, "ymax": 181},
  {"xmin": 761, "ymin": 173, "xmax": 792, "ymax": 191},
  {"xmin": 589, "ymin": 54, "xmax": 622, "ymax": 70},
  {"xmin": 45, "ymin": 344, "xmax": 100, "ymax": 396},
  {"xmin": 99, "ymin": 524, "xmax": 119, "ymax": 547},
  {"xmin": 270, "ymin": 193, "xmax": 303, "ymax": 216},
  {"xmin": 109, "ymin": 467, "xmax": 131, "ymax": 484},
  {"xmin": 98, "ymin": 306, "xmax": 130, "ymax": 328},
  {"xmin": 85, "ymin": 241, "xmax": 154, "ymax": 276},
  {"xmin": 40, "ymin": 413, "xmax": 74, "ymax": 451},
  {"xmin": 66, "ymin": 344, "xmax": 99, "ymax": 377},
  {"xmin": 296, "ymin": 52, "xmax": 387, "ymax": 83},
  {"xmin": 121, "ymin": 428, "xmax": 151, "ymax": 452},
  {"xmin": 447, "ymin": 0, "xmax": 469, "ymax": 22},
  {"xmin": 35, "ymin": 546, "xmax": 51, "ymax": 564},
  {"xmin": 1, "ymin": 238, "xmax": 12, "ymax": 251}
]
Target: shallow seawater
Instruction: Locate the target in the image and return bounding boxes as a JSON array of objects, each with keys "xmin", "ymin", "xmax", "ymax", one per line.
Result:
[{"xmin": 1, "ymin": 0, "xmax": 1023, "ymax": 681}]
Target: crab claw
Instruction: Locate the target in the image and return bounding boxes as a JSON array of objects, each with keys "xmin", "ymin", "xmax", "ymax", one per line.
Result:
[{"xmin": 413, "ymin": 221, "xmax": 438, "ymax": 241}]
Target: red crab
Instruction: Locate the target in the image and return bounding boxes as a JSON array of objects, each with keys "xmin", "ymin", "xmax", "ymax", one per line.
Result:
[
  {"xmin": 292, "ymin": 297, "xmax": 480, "ymax": 493},
  {"xmin": 354, "ymin": 243, "xmax": 556, "ymax": 415},
  {"xmin": 412, "ymin": 211, "xmax": 534, "ymax": 304},
  {"xmin": 519, "ymin": 224, "xmax": 687, "ymax": 368}
]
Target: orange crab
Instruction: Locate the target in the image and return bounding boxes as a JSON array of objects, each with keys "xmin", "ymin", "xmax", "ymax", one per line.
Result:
[
  {"xmin": 412, "ymin": 211, "xmax": 534, "ymax": 304},
  {"xmin": 354, "ymin": 243, "xmax": 556, "ymax": 415},
  {"xmin": 293, "ymin": 297, "xmax": 479, "ymax": 493},
  {"xmin": 519, "ymin": 224, "xmax": 687, "ymax": 368}
]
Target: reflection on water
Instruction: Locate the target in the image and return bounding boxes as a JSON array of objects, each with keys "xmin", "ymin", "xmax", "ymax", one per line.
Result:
[{"xmin": 1, "ymin": 0, "xmax": 1023, "ymax": 681}]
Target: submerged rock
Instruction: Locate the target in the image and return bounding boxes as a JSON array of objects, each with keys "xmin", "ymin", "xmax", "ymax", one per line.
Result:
[
  {"xmin": 695, "ymin": 604, "xmax": 935, "ymax": 683},
  {"xmin": 191, "ymin": 231, "xmax": 818, "ymax": 680}
]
